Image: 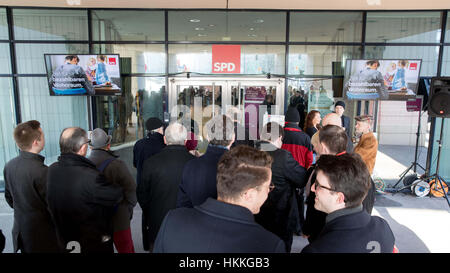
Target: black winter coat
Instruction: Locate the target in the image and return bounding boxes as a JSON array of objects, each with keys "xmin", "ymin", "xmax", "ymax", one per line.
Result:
[
  {"xmin": 177, "ymin": 145, "xmax": 228, "ymax": 208},
  {"xmin": 133, "ymin": 132, "xmax": 166, "ymax": 185},
  {"xmin": 88, "ymin": 149, "xmax": 137, "ymax": 232},
  {"xmin": 137, "ymin": 145, "xmax": 195, "ymax": 244},
  {"xmin": 255, "ymin": 142, "xmax": 307, "ymax": 251},
  {"xmin": 301, "ymin": 209, "xmax": 395, "ymax": 253},
  {"xmin": 154, "ymin": 198, "xmax": 286, "ymax": 253},
  {"xmin": 3, "ymin": 151, "xmax": 60, "ymax": 253},
  {"xmin": 47, "ymin": 153, "xmax": 123, "ymax": 253}
]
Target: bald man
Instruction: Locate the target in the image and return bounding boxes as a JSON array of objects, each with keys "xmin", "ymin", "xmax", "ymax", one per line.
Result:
[
  {"xmin": 311, "ymin": 113, "xmax": 353, "ymax": 154},
  {"xmin": 47, "ymin": 127, "xmax": 123, "ymax": 253}
]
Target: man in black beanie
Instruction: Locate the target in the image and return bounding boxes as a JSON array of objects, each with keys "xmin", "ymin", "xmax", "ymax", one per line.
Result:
[
  {"xmin": 281, "ymin": 106, "xmax": 314, "ymax": 235},
  {"xmin": 334, "ymin": 101, "xmax": 351, "ymax": 138},
  {"xmin": 133, "ymin": 117, "xmax": 166, "ymax": 250}
]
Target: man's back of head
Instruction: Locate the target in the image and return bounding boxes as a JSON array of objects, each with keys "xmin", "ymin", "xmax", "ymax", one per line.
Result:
[
  {"xmin": 164, "ymin": 122, "xmax": 187, "ymax": 146},
  {"xmin": 205, "ymin": 114, "xmax": 235, "ymax": 148},
  {"xmin": 59, "ymin": 127, "xmax": 88, "ymax": 156},
  {"xmin": 319, "ymin": 125, "xmax": 347, "ymax": 155},
  {"xmin": 322, "ymin": 113, "xmax": 342, "ymax": 127},
  {"xmin": 13, "ymin": 120, "xmax": 43, "ymax": 153}
]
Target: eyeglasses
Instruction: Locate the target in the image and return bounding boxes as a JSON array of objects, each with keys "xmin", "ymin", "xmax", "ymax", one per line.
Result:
[
  {"xmin": 83, "ymin": 139, "xmax": 91, "ymax": 145},
  {"xmin": 313, "ymin": 180, "xmax": 335, "ymax": 192}
]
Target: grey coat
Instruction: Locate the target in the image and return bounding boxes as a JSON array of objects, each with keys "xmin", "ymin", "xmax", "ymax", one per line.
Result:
[
  {"xmin": 3, "ymin": 151, "xmax": 60, "ymax": 252},
  {"xmin": 88, "ymin": 149, "xmax": 137, "ymax": 232}
]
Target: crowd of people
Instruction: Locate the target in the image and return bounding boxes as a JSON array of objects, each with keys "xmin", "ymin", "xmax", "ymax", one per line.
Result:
[{"xmin": 2, "ymin": 101, "xmax": 396, "ymax": 253}]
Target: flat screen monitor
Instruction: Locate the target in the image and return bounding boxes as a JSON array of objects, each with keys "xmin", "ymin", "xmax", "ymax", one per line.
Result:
[
  {"xmin": 44, "ymin": 54, "xmax": 122, "ymax": 96},
  {"xmin": 343, "ymin": 59, "xmax": 422, "ymax": 100}
]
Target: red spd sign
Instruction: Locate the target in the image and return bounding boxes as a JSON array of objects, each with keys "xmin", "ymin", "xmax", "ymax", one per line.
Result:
[
  {"xmin": 212, "ymin": 45, "xmax": 241, "ymax": 73},
  {"xmin": 108, "ymin": 57, "xmax": 117, "ymax": 65},
  {"xmin": 409, "ymin": 62, "xmax": 418, "ymax": 70}
]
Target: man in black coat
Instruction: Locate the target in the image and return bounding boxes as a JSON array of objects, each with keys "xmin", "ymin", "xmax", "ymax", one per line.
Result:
[
  {"xmin": 154, "ymin": 146, "xmax": 285, "ymax": 253},
  {"xmin": 334, "ymin": 100, "xmax": 351, "ymax": 138},
  {"xmin": 137, "ymin": 122, "xmax": 195, "ymax": 252},
  {"xmin": 301, "ymin": 153, "xmax": 395, "ymax": 253},
  {"xmin": 255, "ymin": 122, "xmax": 308, "ymax": 252},
  {"xmin": 133, "ymin": 117, "xmax": 166, "ymax": 250},
  {"xmin": 226, "ymin": 106, "xmax": 255, "ymax": 148},
  {"xmin": 177, "ymin": 115, "xmax": 235, "ymax": 208},
  {"xmin": 47, "ymin": 127, "xmax": 123, "ymax": 253},
  {"xmin": 3, "ymin": 120, "xmax": 60, "ymax": 253}
]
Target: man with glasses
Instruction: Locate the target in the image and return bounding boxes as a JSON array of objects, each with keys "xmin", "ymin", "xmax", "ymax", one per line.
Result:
[
  {"xmin": 153, "ymin": 145, "xmax": 286, "ymax": 253},
  {"xmin": 301, "ymin": 153, "xmax": 395, "ymax": 253},
  {"xmin": 255, "ymin": 122, "xmax": 307, "ymax": 252}
]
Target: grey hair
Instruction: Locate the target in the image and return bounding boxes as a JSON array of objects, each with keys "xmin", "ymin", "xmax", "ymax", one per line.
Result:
[
  {"xmin": 164, "ymin": 122, "xmax": 187, "ymax": 145},
  {"xmin": 59, "ymin": 127, "xmax": 88, "ymax": 154},
  {"xmin": 225, "ymin": 106, "xmax": 242, "ymax": 122}
]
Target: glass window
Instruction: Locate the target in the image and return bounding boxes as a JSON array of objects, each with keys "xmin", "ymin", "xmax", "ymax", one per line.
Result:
[
  {"xmin": 289, "ymin": 45, "xmax": 362, "ymax": 75},
  {"xmin": 169, "ymin": 44, "xmax": 285, "ymax": 74},
  {"xmin": 19, "ymin": 77, "xmax": 89, "ymax": 165},
  {"xmin": 15, "ymin": 43, "xmax": 89, "ymax": 74},
  {"xmin": 95, "ymin": 77, "xmax": 166, "ymax": 144},
  {"xmin": 13, "ymin": 9, "xmax": 88, "ymax": 41},
  {"xmin": 0, "ymin": 8, "xmax": 8, "ymax": 40},
  {"xmin": 366, "ymin": 12, "xmax": 441, "ymax": 43},
  {"xmin": 0, "ymin": 43, "xmax": 11, "ymax": 74},
  {"xmin": 0, "ymin": 78, "xmax": 17, "ymax": 191},
  {"xmin": 364, "ymin": 46, "xmax": 439, "ymax": 77},
  {"xmin": 169, "ymin": 11, "xmax": 286, "ymax": 42},
  {"xmin": 290, "ymin": 12, "xmax": 362, "ymax": 43},
  {"xmin": 91, "ymin": 10, "xmax": 164, "ymax": 41},
  {"xmin": 446, "ymin": 12, "xmax": 450, "ymax": 43},
  {"xmin": 93, "ymin": 44, "xmax": 166, "ymax": 74},
  {"xmin": 442, "ymin": 47, "xmax": 450, "ymax": 76}
]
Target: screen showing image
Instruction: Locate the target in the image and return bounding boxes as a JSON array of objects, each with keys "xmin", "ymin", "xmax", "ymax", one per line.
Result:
[
  {"xmin": 45, "ymin": 54, "xmax": 121, "ymax": 96},
  {"xmin": 343, "ymin": 59, "xmax": 421, "ymax": 100}
]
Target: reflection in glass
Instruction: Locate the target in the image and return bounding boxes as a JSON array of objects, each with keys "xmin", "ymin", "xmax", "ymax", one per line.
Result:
[
  {"xmin": 289, "ymin": 45, "xmax": 361, "ymax": 75},
  {"xmin": 96, "ymin": 77, "xmax": 166, "ymax": 145},
  {"xmin": 18, "ymin": 77, "xmax": 88, "ymax": 165},
  {"xmin": 16, "ymin": 43, "xmax": 89, "ymax": 74},
  {"xmin": 290, "ymin": 12, "xmax": 362, "ymax": 43},
  {"xmin": 13, "ymin": 9, "xmax": 88, "ymax": 40},
  {"xmin": 91, "ymin": 10, "xmax": 164, "ymax": 41},
  {"xmin": 446, "ymin": 12, "xmax": 450, "ymax": 42},
  {"xmin": 0, "ymin": 8, "xmax": 8, "ymax": 39},
  {"xmin": 442, "ymin": 47, "xmax": 450, "ymax": 76},
  {"xmin": 366, "ymin": 12, "xmax": 441, "ymax": 43},
  {"xmin": 0, "ymin": 78, "xmax": 17, "ymax": 190},
  {"xmin": 169, "ymin": 11, "xmax": 285, "ymax": 42},
  {"xmin": 364, "ymin": 46, "xmax": 439, "ymax": 76},
  {"xmin": 0, "ymin": 43, "xmax": 11, "ymax": 74},
  {"xmin": 93, "ymin": 44, "xmax": 166, "ymax": 74}
]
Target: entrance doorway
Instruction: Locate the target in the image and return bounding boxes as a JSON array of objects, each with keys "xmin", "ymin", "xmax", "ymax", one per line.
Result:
[{"xmin": 168, "ymin": 77, "xmax": 285, "ymax": 151}]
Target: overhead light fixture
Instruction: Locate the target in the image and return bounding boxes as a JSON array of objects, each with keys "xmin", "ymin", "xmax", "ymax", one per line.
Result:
[
  {"xmin": 222, "ymin": 37, "xmax": 231, "ymax": 41},
  {"xmin": 249, "ymin": 28, "xmax": 255, "ymax": 31},
  {"xmin": 248, "ymin": 34, "xmax": 257, "ymax": 37},
  {"xmin": 195, "ymin": 27, "xmax": 205, "ymax": 31},
  {"xmin": 189, "ymin": 19, "xmax": 201, "ymax": 23},
  {"xmin": 254, "ymin": 19, "xmax": 264, "ymax": 23},
  {"xmin": 197, "ymin": 33, "xmax": 207, "ymax": 37},
  {"xmin": 209, "ymin": 24, "xmax": 215, "ymax": 27}
]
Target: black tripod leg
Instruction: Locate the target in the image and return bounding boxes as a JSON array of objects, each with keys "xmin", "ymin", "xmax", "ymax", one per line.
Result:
[
  {"xmin": 436, "ymin": 176, "xmax": 450, "ymax": 209},
  {"xmin": 393, "ymin": 163, "xmax": 414, "ymax": 188}
]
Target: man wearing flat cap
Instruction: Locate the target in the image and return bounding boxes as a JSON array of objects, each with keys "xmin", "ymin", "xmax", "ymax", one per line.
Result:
[
  {"xmin": 88, "ymin": 128, "xmax": 137, "ymax": 253},
  {"xmin": 334, "ymin": 100, "xmax": 351, "ymax": 138},
  {"xmin": 354, "ymin": 115, "xmax": 377, "ymax": 214}
]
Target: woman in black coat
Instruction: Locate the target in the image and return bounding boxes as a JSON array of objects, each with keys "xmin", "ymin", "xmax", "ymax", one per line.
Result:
[{"xmin": 304, "ymin": 110, "xmax": 322, "ymax": 139}]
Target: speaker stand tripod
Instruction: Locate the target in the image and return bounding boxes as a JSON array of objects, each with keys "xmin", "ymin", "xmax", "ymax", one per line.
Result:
[{"xmin": 390, "ymin": 108, "xmax": 426, "ymax": 192}]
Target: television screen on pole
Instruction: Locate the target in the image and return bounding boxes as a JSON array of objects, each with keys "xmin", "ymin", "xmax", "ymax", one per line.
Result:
[
  {"xmin": 44, "ymin": 54, "xmax": 122, "ymax": 96},
  {"xmin": 343, "ymin": 59, "xmax": 422, "ymax": 100}
]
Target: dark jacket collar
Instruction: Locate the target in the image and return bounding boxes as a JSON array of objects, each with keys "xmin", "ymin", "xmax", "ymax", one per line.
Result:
[
  {"xmin": 57, "ymin": 153, "xmax": 97, "ymax": 169},
  {"xmin": 196, "ymin": 198, "xmax": 255, "ymax": 225},
  {"xmin": 324, "ymin": 206, "xmax": 370, "ymax": 230},
  {"xmin": 284, "ymin": 122, "xmax": 301, "ymax": 130},
  {"xmin": 163, "ymin": 144, "xmax": 188, "ymax": 152},
  {"xmin": 326, "ymin": 204, "xmax": 363, "ymax": 224},
  {"xmin": 90, "ymin": 148, "xmax": 118, "ymax": 158},
  {"xmin": 19, "ymin": 150, "xmax": 45, "ymax": 162},
  {"xmin": 146, "ymin": 132, "xmax": 164, "ymax": 141},
  {"xmin": 206, "ymin": 144, "xmax": 228, "ymax": 155}
]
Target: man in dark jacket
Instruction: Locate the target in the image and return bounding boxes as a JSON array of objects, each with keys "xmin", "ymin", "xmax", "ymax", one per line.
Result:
[
  {"xmin": 177, "ymin": 115, "xmax": 235, "ymax": 208},
  {"xmin": 281, "ymin": 106, "xmax": 313, "ymax": 233},
  {"xmin": 88, "ymin": 128, "xmax": 137, "ymax": 253},
  {"xmin": 3, "ymin": 120, "xmax": 60, "ymax": 253},
  {"xmin": 47, "ymin": 127, "xmax": 123, "ymax": 253},
  {"xmin": 302, "ymin": 153, "xmax": 395, "ymax": 253},
  {"xmin": 137, "ymin": 122, "xmax": 195, "ymax": 252},
  {"xmin": 154, "ymin": 146, "xmax": 285, "ymax": 253},
  {"xmin": 133, "ymin": 117, "xmax": 166, "ymax": 250},
  {"xmin": 255, "ymin": 122, "xmax": 308, "ymax": 252},
  {"xmin": 334, "ymin": 100, "xmax": 351, "ymax": 138},
  {"xmin": 226, "ymin": 106, "xmax": 255, "ymax": 148}
]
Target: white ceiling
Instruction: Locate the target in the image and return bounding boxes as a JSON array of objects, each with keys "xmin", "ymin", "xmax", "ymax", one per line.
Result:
[{"xmin": 1, "ymin": 0, "xmax": 449, "ymax": 10}]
